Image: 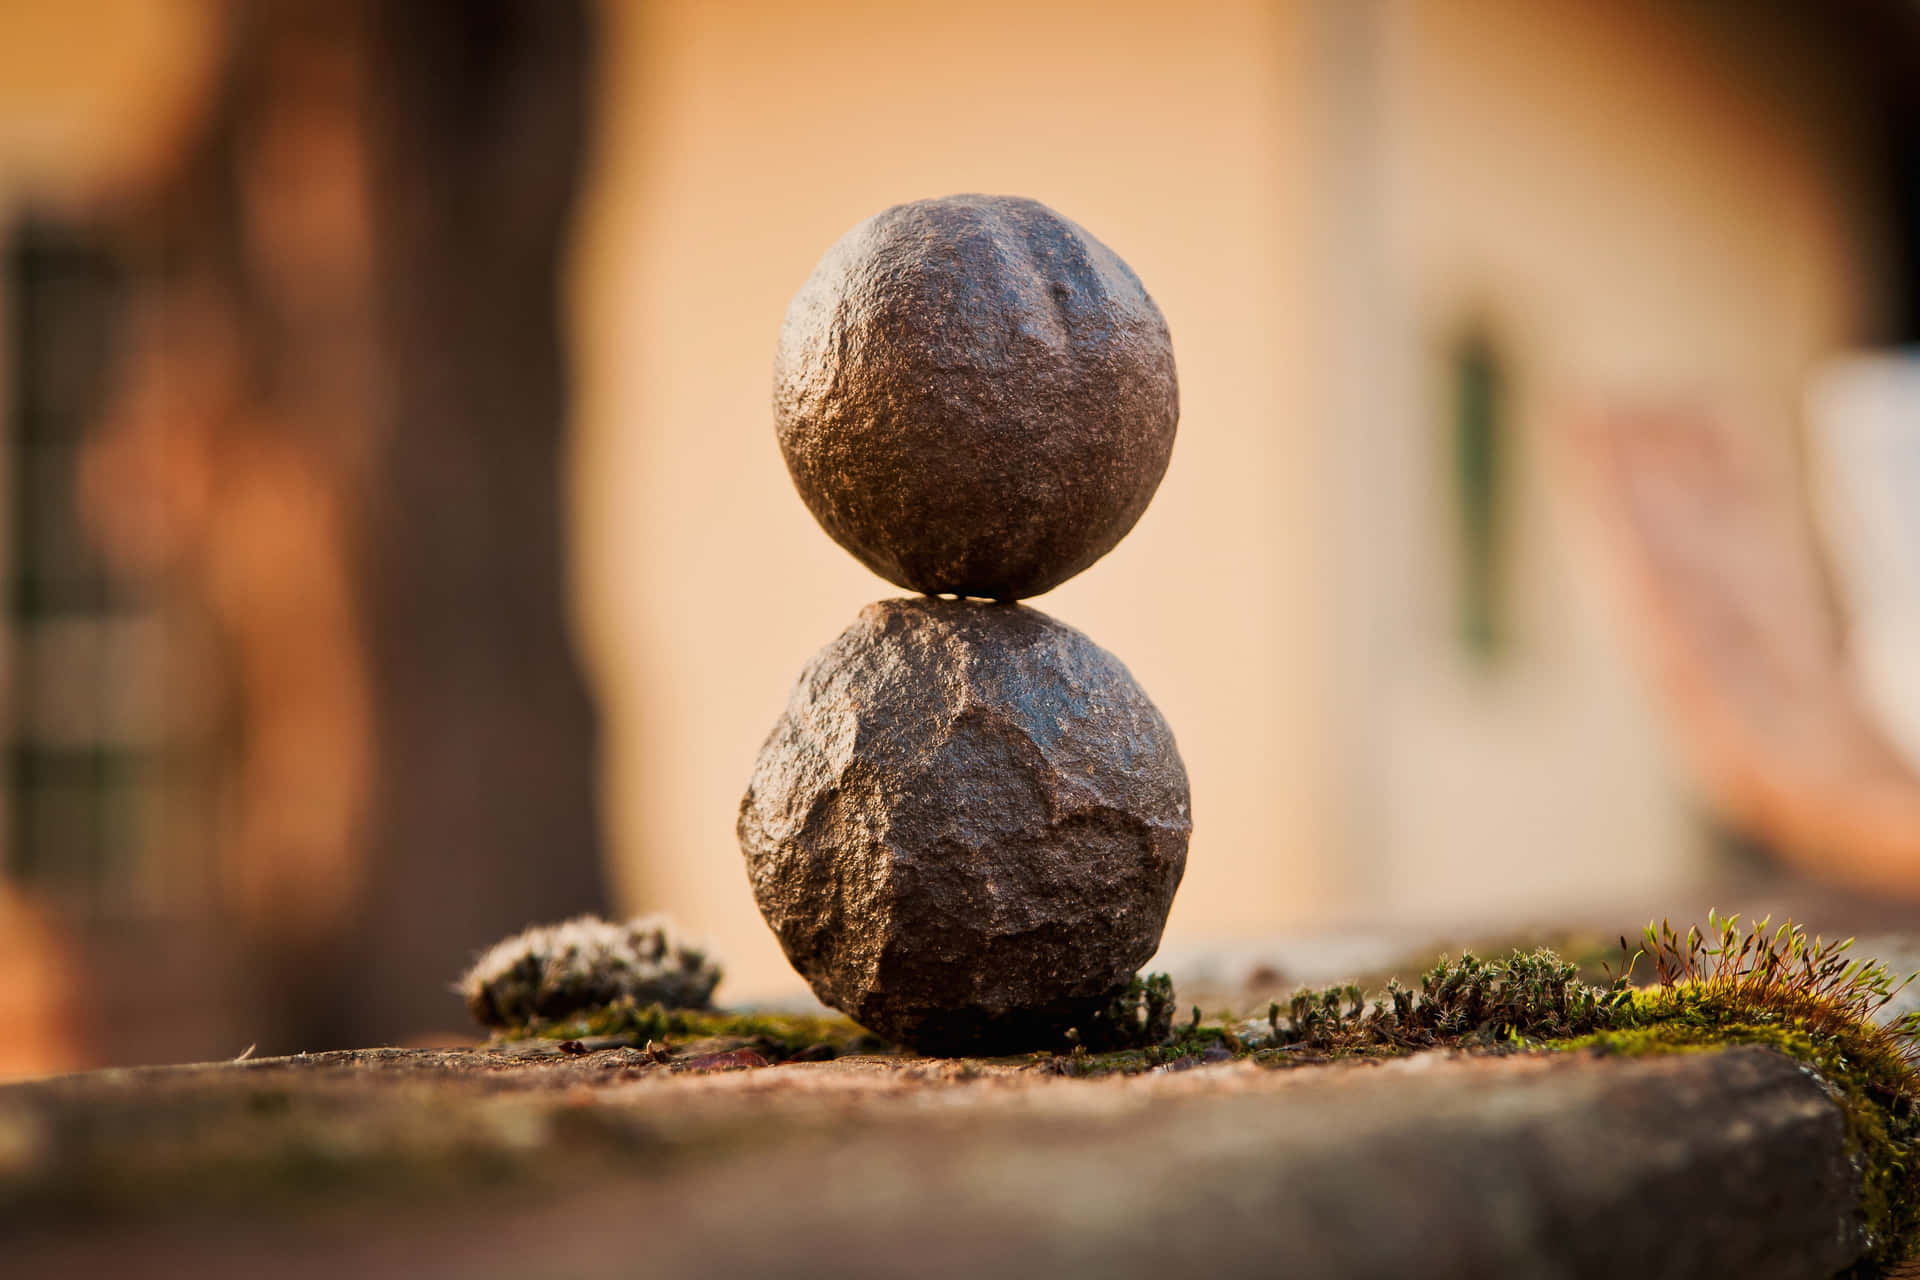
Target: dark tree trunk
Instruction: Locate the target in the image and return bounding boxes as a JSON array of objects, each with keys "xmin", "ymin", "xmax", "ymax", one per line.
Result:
[
  {"xmin": 348, "ymin": 0, "xmax": 611, "ymax": 1042},
  {"xmin": 105, "ymin": 0, "xmax": 610, "ymax": 1051}
]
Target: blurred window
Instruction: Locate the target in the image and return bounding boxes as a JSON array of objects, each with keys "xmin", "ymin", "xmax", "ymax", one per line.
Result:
[
  {"xmin": 3, "ymin": 217, "xmax": 213, "ymax": 913},
  {"xmin": 1449, "ymin": 325, "xmax": 1509, "ymax": 663}
]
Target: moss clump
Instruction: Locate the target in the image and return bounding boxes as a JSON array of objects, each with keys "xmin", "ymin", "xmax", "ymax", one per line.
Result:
[
  {"xmin": 460, "ymin": 915, "xmax": 721, "ymax": 1029},
  {"xmin": 1268, "ymin": 947, "xmax": 1634, "ymax": 1054},
  {"xmin": 1557, "ymin": 914, "xmax": 1920, "ymax": 1275},
  {"xmin": 496, "ymin": 998, "xmax": 888, "ymax": 1061},
  {"xmin": 1074, "ymin": 972, "xmax": 1178, "ymax": 1051},
  {"xmin": 1046, "ymin": 950, "xmax": 1634, "ymax": 1075},
  {"xmin": 1041, "ymin": 995, "xmax": 1247, "ymax": 1077}
]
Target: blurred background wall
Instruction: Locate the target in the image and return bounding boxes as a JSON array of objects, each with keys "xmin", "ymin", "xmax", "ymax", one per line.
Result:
[
  {"xmin": 1326, "ymin": 0, "xmax": 1895, "ymax": 939},
  {"xmin": 0, "ymin": 0, "xmax": 1915, "ymax": 1068}
]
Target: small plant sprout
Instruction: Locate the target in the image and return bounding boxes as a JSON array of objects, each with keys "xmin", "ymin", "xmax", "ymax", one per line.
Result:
[
  {"xmin": 1077, "ymin": 972, "xmax": 1176, "ymax": 1051},
  {"xmin": 459, "ymin": 914, "xmax": 722, "ymax": 1032},
  {"xmin": 1630, "ymin": 910, "xmax": 1920, "ymax": 1064},
  {"xmin": 1585, "ymin": 912, "xmax": 1920, "ymax": 1272}
]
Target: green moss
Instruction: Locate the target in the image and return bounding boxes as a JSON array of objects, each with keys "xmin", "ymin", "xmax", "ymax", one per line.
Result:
[
  {"xmin": 1044, "ymin": 1019, "xmax": 1243, "ymax": 1078},
  {"xmin": 1075, "ymin": 972, "xmax": 1178, "ymax": 1050},
  {"xmin": 1267, "ymin": 947, "xmax": 1635, "ymax": 1054},
  {"xmin": 1050, "ymin": 915, "xmax": 1920, "ymax": 1272},
  {"xmin": 1560, "ymin": 987, "xmax": 1920, "ymax": 1276},
  {"xmin": 496, "ymin": 999, "xmax": 888, "ymax": 1061}
]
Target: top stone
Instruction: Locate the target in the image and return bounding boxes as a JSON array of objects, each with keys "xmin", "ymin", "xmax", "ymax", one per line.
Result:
[{"xmin": 774, "ymin": 195, "xmax": 1178, "ymax": 600}]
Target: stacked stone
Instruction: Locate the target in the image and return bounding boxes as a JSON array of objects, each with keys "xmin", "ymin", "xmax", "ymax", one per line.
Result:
[{"xmin": 739, "ymin": 195, "xmax": 1191, "ymax": 1055}]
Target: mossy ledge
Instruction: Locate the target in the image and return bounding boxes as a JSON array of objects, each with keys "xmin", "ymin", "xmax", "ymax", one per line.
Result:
[
  {"xmin": 1053, "ymin": 914, "xmax": 1920, "ymax": 1274},
  {"xmin": 1552, "ymin": 915, "xmax": 1920, "ymax": 1277},
  {"xmin": 1561, "ymin": 1017, "xmax": 1910, "ymax": 1277},
  {"xmin": 485, "ymin": 914, "xmax": 1920, "ymax": 1272}
]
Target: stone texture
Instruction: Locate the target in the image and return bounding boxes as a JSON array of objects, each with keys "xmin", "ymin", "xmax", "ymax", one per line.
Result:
[
  {"xmin": 2, "ymin": 1045, "xmax": 1869, "ymax": 1279},
  {"xmin": 737, "ymin": 597, "xmax": 1191, "ymax": 1053},
  {"xmin": 774, "ymin": 194, "xmax": 1178, "ymax": 600}
]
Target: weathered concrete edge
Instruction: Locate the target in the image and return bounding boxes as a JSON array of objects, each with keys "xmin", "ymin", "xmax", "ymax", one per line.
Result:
[
  {"xmin": 0, "ymin": 1045, "xmax": 1870, "ymax": 1280},
  {"xmin": 546, "ymin": 1045, "xmax": 1863, "ymax": 1280}
]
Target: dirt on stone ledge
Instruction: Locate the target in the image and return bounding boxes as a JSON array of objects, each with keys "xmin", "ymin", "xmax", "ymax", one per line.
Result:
[{"xmin": 0, "ymin": 1037, "xmax": 1871, "ymax": 1280}]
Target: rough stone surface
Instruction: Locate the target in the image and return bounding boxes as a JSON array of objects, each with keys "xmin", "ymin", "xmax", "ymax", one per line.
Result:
[
  {"xmin": 738, "ymin": 597, "xmax": 1191, "ymax": 1053},
  {"xmin": 2, "ymin": 1046, "xmax": 1869, "ymax": 1279},
  {"xmin": 774, "ymin": 194, "xmax": 1178, "ymax": 600}
]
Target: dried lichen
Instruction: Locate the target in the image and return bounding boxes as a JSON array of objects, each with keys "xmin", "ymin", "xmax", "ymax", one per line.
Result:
[{"xmin": 459, "ymin": 915, "xmax": 722, "ymax": 1030}]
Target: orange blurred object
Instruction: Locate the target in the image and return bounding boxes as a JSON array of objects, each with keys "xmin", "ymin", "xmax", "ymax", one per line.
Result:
[
  {"xmin": 1576, "ymin": 411, "xmax": 1920, "ymax": 897},
  {"xmin": 0, "ymin": 885, "xmax": 84, "ymax": 1078}
]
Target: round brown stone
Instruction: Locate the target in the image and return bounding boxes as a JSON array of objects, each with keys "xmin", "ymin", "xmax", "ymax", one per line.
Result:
[
  {"xmin": 738, "ymin": 597, "xmax": 1191, "ymax": 1054},
  {"xmin": 773, "ymin": 194, "xmax": 1178, "ymax": 601}
]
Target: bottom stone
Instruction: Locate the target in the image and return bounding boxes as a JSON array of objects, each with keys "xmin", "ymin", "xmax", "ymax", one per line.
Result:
[{"xmin": 737, "ymin": 597, "xmax": 1193, "ymax": 1054}]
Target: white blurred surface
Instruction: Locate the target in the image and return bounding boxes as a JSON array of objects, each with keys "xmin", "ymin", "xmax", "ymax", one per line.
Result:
[{"xmin": 1809, "ymin": 352, "xmax": 1920, "ymax": 776}]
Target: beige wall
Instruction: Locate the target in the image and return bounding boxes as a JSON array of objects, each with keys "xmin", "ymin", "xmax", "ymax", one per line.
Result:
[
  {"xmin": 1345, "ymin": 0, "xmax": 1890, "ymax": 922},
  {"xmin": 572, "ymin": 0, "xmax": 1324, "ymax": 999}
]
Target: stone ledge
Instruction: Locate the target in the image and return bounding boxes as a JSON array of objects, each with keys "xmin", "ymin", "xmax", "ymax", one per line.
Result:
[{"xmin": 0, "ymin": 1041, "xmax": 1871, "ymax": 1277}]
